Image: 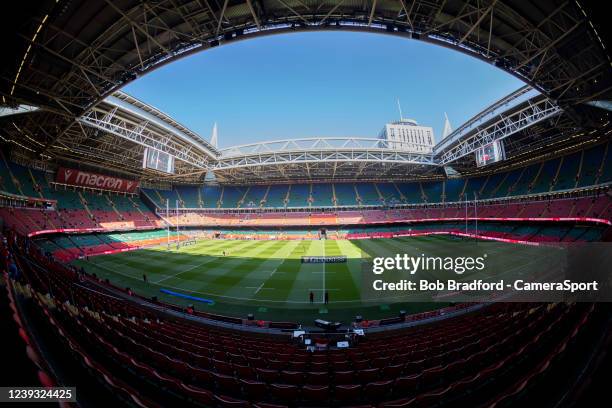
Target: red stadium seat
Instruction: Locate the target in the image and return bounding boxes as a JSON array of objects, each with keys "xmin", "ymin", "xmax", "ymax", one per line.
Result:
[
  {"xmin": 270, "ymin": 383, "xmax": 299, "ymax": 403},
  {"xmin": 214, "ymin": 394, "xmax": 251, "ymax": 408},
  {"xmin": 334, "ymin": 370, "xmax": 355, "ymax": 385},
  {"xmin": 181, "ymin": 383, "xmax": 215, "ymax": 406},
  {"xmin": 305, "ymin": 371, "xmax": 329, "ymax": 385},
  {"xmin": 240, "ymin": 379, "xmax": 267, "ymax": 401},
  {"xmin": 279, "ymin": 370, "xmax": 303, "ymax": 385},
  {"xmin": 302, "ymin": 384, "xmax": 330, "ymax": 403},
  {"xmin": 357, "ymin": 368, "xmax": 380, "ymax": 384},
  {"xmin": 256, "ymin": 368, "xmax": 278, "ymax": 383},
  {"xmin": 334, "ymin": 384, "xmax": 362, "ymax": 404},
  {"xmin": 364, "ymin": 380, "xmax": 393, "ymax": 401}
]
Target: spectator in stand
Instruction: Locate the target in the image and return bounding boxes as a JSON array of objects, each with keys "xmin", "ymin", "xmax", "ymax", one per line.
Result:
[{"xmin": 8, "ymin": 259, "xmax": 20, "ymax": 281}]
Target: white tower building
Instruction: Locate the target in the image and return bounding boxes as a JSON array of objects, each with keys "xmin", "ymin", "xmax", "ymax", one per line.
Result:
[
  {"xmin": 378, "ymin": 118, "xmax": 435, "ymax": 153},
  {"xmin": 378, "ymin": 100, "xmax": 436, "ymax": 153}
]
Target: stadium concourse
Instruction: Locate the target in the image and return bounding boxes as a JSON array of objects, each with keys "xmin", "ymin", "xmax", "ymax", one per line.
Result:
[{"xmin": 2, "ymin": 0, "xmax": 612, "ymax": 407}]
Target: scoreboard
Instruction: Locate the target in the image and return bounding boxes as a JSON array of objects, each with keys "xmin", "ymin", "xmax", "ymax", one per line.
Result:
[
  {"xmin": 143, "ymin": 148, "xmax": 175, "ymax": 174},
  {"xmin": 475, "ymin": 140, "xmax": 506, "ymax": 167}
]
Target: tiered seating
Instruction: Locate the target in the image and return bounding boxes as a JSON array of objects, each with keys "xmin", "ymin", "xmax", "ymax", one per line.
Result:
[
  {"xmin": 0, "ymin": 160, "xmax": 164, "ymax": 234},
  {"xmin": 510, "ymin": 163, "xmax": 540, "ymax": 196},
  {"xmin": 131, "ymin": 142, "xmax": 612, "ymax": 210},
  {"xmin": 201, "ymin": 186, "xmax": 221, "ymax": 208},
  {"xmin": 178, "ymin": 186, "xmax": 200, "ymax": 208},
  {"xmin": 444, "ymin": 179, "xmax": 465, "ymax": 202},
  {"xmin": 395, "ymin": 182, "xmax": 421, "ymax": 203},
  {"xmin": 490, "ymin": 168, "xmax": 522, "ymax": 198},
  {"xmin": 4, "ymin": 218, "xmax": 608, "ymax": 408},
  {"xmin": 150, "ymin": 188, "xmax": 179, "ymax": 208},
  {"xmin": 311, "ymin": 183, "xmax": 333, "ymax": 207},
  {"xmin": 421, "ymin": 181, "xmax": 443, "ymax": 203},
  {"xmin": 310, "ymin": 213, "xmax": 338, "ymax": 225},
  {"xmin": 0, "ymin": 154, "xmax": 22, "ymax": 195},
  {"xmin": 27, "ymin": 167, "xmax": 53, "ymax": 197},
  {"xmin": 14, "ymin": 252, "xmax": 598, "ymax": 408},
  {"xmin": 554, "ymin": 152, "xmax": 581, "ymax": 191},
  {"xmin": 481, "ymin": 172, "xmax": 504, "ymax": 199},
  {"xmin": 355, "ymin": 183, "xmax": 381, "ymax": 206},
  {"xmin": 376, "ymin": 183, "xmax": 401, "ymax": 205},
  {"xmin": 215, "ymin": 229, "xmax": 319, "ymax": 240},
  {"xmin": 221, "ymin": 186, "xmax": 247, "ymax": 208},
  {"xmin": 39, "ymin": 229, "xmax": 185, "ymax": 261},
  {"xmin": 241, "ymin": 185, "xmax": 268, "ymax": 208},
  {"xmin": 266, "ymin": 184, "xmax": 289, "ymax": 207},
  {"xmin": 159, "ymin": 195, "xmax": 612, "ymax": 228},
  {"xmin": 578, "ymin": 145, "xmax": 606, "ymax": 187},
  {"xmin": 530, "ymin": 159, "xmax": 560, "ymax": 194},
  {"xmin": 599, "ymin": 143, "xmax": 612, "ymax": 184},
  {"xmin": 463, "ymin": 176, "xmax": 487, "ymax": 200},
  {"xmin": 0, "ymin": 192, "xmax": 161, "ymax": 236},
  {"xmin": 334, "ymin": 183, "xmax": 357, "ymax": 206},
  {"xmin": 8, "ymin": 163, "xmax": 38, "ymax": 196},
  {"xmin": 46, "ymin": 187, "xmax": 84, "ymax": 208},
  {"xmin": 509, "ymin": 225, "xmax": 540, "ymax": 240},
  {"xmin": 345, "ymin": 221, "xmax": 604, "ymax": 242}
]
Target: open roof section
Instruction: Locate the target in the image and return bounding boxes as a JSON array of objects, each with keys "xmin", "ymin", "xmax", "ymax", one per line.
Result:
[
  {"xmin": 4, "ymin": 0, "xmax": 609, "ymax": 115},
  {"xmin": 0, "ymin": 0, "xmax": 610, "ymax": 182}
]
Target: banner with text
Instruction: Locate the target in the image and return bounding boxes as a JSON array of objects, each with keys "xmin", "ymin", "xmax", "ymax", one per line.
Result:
[{"xmin": 55, "ymin": 167, "xmax": 139, "ymax": 193}]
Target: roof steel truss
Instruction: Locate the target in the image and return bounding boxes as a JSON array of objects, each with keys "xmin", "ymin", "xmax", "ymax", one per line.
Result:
[
  {"xmin": 78, "ymin": 106, "xmax": 210, "ymax": 169},
  {"xmin": 213, "ymin": 147, "xmax": 435, "ymax": 171},
  {"xmin": 438, "ymin": 97, "xmax": 562, "ymax": 164}
]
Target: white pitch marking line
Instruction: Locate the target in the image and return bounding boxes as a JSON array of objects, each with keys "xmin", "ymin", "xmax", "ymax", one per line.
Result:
[
  {"xmin": 85, "ymin": 262, "xmax": 338, "ymax": 303},
  {"xmin": 154, "ymin": 260, "xmax": 212, "ymax": 284},
  {"xmin": 245, "ymin": 282, "xmax": 275, "ymax": 295}
]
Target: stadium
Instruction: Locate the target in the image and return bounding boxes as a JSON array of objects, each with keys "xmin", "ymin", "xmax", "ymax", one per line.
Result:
[{"xmin": 1, "ymin": 0, "xmax": 611, "ymax": 407}]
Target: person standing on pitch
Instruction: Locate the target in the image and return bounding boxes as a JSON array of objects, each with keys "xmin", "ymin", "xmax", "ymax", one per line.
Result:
[
  {"xmin": 324, "ymin": 291, "xmax": 329, "ymax": 305},
  {"xmin": 309, "ymin": 291, "xmax": 314, "ymax": 303},
  {"xmin": 143, "ymin": 273, "xmax": 148, "ymax": 283}
]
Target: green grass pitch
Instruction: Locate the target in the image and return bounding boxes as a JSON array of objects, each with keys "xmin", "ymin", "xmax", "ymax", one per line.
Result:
[{"xmin": 73, "ymin": 235, "xmax": 538, "ymax": 324}]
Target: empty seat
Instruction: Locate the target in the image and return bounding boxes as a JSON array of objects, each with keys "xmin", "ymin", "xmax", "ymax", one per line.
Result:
[
  {"xmin": 214, "ymin": 394, "xmax": 251, "ymax": 408},
  {"xmin": 240, "ymin": 379, "xmax": 267, "ymax": 401},
  {"xmin": 181, "ymin": 383, "xmax": 215, "ymax": 406},
  {"xmin": 334, "ymin": 384, "xmax": 361, "ymax": 404},
  {"xmin": 270, "ymin": 384, "xmax": 299, "ymax": 403},
  {"xmin": 302, "ymin": 384, "xmax": 330, "ymax": 403}
]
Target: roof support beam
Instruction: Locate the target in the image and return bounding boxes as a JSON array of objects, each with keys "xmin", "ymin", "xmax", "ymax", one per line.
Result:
[
  {"xmin": 368, "ymin": 0, "xmax": 378, "ymax": 26},
  {"xmin": 276, "ymin": 0, "xmax": 310, "ymax": 25},
  {"xmin": 245, "ymin": 0, "xmax": 261, "ymax": 29},
  {"xmin": 102, "ymin": 0, "xmax": 171, "ymax": 55},
  {"xmin": 458, "ymin": 0, "xmax": 498, "ymax": 45},
  {"xmin": 215, "ymin": 0, "xmax": 230, "ymax": 36}
]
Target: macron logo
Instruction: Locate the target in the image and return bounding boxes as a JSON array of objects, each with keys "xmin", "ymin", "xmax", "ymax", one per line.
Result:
[{"xmin": 64, "ymin": 170, "xmax": 73, "ymax": 179}]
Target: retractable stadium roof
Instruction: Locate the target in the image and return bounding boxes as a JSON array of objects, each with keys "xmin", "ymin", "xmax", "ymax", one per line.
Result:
[{"xmin": 0, "ymin": 0, "xmax": 610, "ymax": 183}]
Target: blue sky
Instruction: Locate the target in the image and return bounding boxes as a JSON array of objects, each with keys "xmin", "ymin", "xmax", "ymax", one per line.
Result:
[{"xmin": 123, "ymin": 31, "xmax": 524, "ymax": 148}]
